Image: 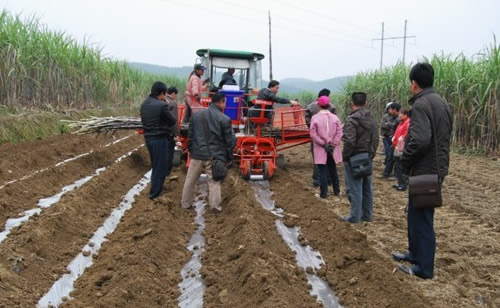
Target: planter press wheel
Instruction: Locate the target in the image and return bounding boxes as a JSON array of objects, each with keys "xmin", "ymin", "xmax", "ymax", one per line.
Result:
[
  {"xmin": 242, "ymin": 160, "xmax": 252, "ymax": 180},
  {"xmin": 172, "ymin": 150, "xmax": 182, "ymax": 167},
  {"xmin": 276, "ymin": 154, "xmax": 286, "ymax": 169}
]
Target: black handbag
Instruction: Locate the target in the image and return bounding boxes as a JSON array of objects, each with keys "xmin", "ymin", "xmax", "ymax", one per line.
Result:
[
  {"xmin": 408, "ymin": 97, "xmax": 442, "ymax": 209},
  {"xmin": 201, "ymin": 110, "xmax": 227, "ymax": 182},
  {"xmin": 349, "ymin": 152, "xmax": 372, "ymax": 179}
]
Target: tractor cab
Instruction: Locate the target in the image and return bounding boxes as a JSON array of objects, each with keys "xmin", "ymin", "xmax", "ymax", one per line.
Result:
[{"xmin": 196, "ymin": 49, "xmax": 264, "ymax": 93}]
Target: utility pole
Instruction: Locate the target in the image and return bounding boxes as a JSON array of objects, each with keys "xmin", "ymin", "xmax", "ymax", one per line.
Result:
[
  {"xmin": 402, "ymin": 19, "xmax": 407, "ymax": 64},
  {"xmin": 373, "ymin": 21, "xmax": 416, "ymax": 69},
  {"xmin": 268, "ymin": 10, "xmax": 273, "ymax": 81}
]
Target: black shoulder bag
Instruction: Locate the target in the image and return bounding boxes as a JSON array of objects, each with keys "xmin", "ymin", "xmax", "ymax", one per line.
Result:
[
  {"xmin": 201, "ymin": 110, "xmax": 227, "ymax": 182},
  {"xmin": 408, "ymin": 97, "xmax": 443, "ymax": 209}
]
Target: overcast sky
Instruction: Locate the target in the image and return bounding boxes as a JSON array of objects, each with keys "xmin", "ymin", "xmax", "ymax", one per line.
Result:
[{"xmin": 1, "ymin": 0, "xmax": 499, "ymax": 81}]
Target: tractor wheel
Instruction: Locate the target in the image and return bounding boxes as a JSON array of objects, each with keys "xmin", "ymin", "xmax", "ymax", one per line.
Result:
[
  {"xmin": 263, "ymin": 161, "xmax": 270, "ymax": 180},
  {"xmin": 276, "ymin": 154, "xmax": 286, "ymax": 169},
  {"xmin": 172, "ymin": 150, "xmax": 182, "ymax": 167},
  {"xmin": 242, "ymin": 160, "xmax": 252, "ymax": 180}
]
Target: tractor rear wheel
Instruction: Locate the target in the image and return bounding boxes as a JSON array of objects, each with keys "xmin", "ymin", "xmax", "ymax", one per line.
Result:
[
  {"xmin": 263, "ymin": 161, "xmax": 270, "ymax": 180},
  {"xmin": 242, "ymin": 160, "xmax": 252, "ymax": 180},
  {"xmin": 276, "ymin": 154, "xmax": 286, "ymax": 169},
  {"xmin": 172, "ymin": 150, "xmax": 182, "ymax": 167}
]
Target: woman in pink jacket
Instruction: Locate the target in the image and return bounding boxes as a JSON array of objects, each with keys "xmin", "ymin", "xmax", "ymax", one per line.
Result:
[
  {"xmin": 310, "ymin": 96, "xmax": 343, "ymax": 198},
  {"xmin": 183, "ymin": 64, "xmax": 206, "ymax": 122}
]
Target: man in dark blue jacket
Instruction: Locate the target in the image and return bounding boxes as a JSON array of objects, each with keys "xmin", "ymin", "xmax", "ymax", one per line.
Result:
[
  {"xmin": 393, "ymin": 63, "xmax": 453, "ymax": 279},
  {"xmin": 140, "ymin": 81, "xmax": 177, "ymax": 200},
  {"xmin": 181, "ymin": 93, "xmax": 236, "ymax": 212}
]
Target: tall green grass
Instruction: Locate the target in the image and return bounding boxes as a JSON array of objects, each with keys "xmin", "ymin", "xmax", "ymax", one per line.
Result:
[
  {"xmin": 339, "ymin": 39, "xmax": 500, "ymax": 153},
  {"xmin": 0, "ymin": 10, "xmax": 185, "ymax": 112}
]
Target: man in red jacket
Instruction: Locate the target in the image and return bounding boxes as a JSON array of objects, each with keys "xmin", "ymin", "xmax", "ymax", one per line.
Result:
[{"xmin": 392, "ymin": 109, "xmax": 410, "ymax": 191}]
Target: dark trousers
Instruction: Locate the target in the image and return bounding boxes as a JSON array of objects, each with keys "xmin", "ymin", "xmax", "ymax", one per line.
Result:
[
  {"xmin": 394, "ymin": 156, "xmax": 407, "ymax": 188},
  {"xmin": 383, "ymin": 136, "xmax": 395, "ymax": 176},
  {"xmin": 146, "ymin": 137, "xmax": 170, "ymax": 199},
  {"xmin": 317, "ymin": 155, "xmax": 340, "ymax": 198},
  {"xmin": 166, "ymin": 138, "xmax": 175, "ymax": 176},
  {"xmin": 407, "ymin": 198, "xmax": 435, "ymax": 278},
  {"xmin": 311, "ymin": 142, "xmax": 331, "ymax": 186}
]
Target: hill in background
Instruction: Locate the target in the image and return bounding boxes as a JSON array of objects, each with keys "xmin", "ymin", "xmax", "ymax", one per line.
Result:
[{"xmin": 129, "ymin": 62, "xmax": 351, "ymax": 94}]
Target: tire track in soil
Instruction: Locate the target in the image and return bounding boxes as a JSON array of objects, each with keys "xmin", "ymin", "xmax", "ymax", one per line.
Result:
[
  {"xmin": 0, "ymin": 132, "xmax": 133, "ymax": 184},
  {"xmin": 201, "ymin": 172, "xmax": 323, "ymax": 308},
  {"xmin": 0, "ymin": 148, "xmax": 149, "ymax": 307},
  {"xmin": 270, "ymin": 167, "xmax": 432, "ymax": 308},
  {"xmin": 60, "ymin": 170, "xmax": 194, "ymax": 308},
  {"xmin": 280, "ymin": 144, "xmax": 500, "ymax": 308},
  {"xmin": 0, "ymin": 135, "xmax": 143, "ymax": 228}
]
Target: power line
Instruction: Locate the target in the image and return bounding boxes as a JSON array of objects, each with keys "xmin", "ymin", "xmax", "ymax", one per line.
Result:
[
  {"xmin": 213, "ymin": 0, "xmax": 371, "ymax": 41},
  {"xmin": 160, "ymin": 0, "xmax": 375, "ymax": 49},
  {"xmin": 271, "ymin": 0, "xmax": 380, "ymax": 35},
  {"xmin": 373, "ymin": 20, "xmax": 416, "ymax": 68}
]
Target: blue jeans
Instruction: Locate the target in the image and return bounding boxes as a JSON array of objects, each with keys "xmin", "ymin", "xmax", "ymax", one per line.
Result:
[
  {"xmin": 344, "ymin": 162, "xmax": 373, "ymax": 221},
  {"xmin": 407, "ymin": 198, "xmax": 435, "ymax": 278},
  {"xmin": 383, "ymin": 136, "xmax": 395, "ymax": 176},
  {"xmin": 317, "ymin": 154, "xmax": 340, "ymax": 198},
  {"xmin": 146, "ymin": 137, "xmax": 171, "ymax": 199}
]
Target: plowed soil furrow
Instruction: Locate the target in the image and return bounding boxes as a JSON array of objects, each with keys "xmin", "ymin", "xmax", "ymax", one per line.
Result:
[
  {"xmin": 0, "ymin": 132, "xmax": 133, "ymax": 184},
  {"xmin": 61, "ymin": 170, "xmax": 194, "ymax": 308},
  {"xmin": 0, "ymin": 148, "xmax": 149, "ymax": 307},
  {"xmin": 270, "ymin": 167, "xmax": 431, "ymax": 308},
  {"xmin": 201, "ymin": 173, "xmax": 322, "ymax": 308},
  {"xmin": 0, "ymin": 135, "xmax": 143, "ymax": 227},
  {"xmin": 279, "ymin": 144, "xmax": 500, "ymax": 308}
]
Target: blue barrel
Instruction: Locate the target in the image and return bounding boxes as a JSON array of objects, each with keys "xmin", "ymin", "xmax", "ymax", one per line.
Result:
[{"xmin": 220, "ymin": 89, "xmax": 245, "ymax": 122}]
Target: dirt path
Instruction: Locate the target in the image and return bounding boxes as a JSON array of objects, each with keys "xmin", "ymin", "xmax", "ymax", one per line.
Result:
[
  {"xmin": 201, "ymin": 174, "xmax": 321, "ymax": 308},
  {"xmin": 279, "ymin": 144, "xmax": 500, "ymax": 308},
  {"xmin": 0, "ymin": 147, "xmax": 149, "ymax": 307},
  {"xmin": 64, "ymin": 171, "xmax": 194, "ymax": 308}
]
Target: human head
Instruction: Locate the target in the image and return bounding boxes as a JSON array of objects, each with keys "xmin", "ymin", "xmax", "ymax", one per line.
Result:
[
  {"xmin": 268, "ymin": 80, "xmax": 280, "ymax": 93},
  {"xmin": 211, "ymin": 92, "xmax": 226, "ymax": 109},
  {"xmin": 150, "ymin": 81, "xmax": 167, "ymax": 100},
  {"xmin": 317, "ymin": 96, "xmax": 330, "ymax": 109},
  {"xmin": 194, "ymin": 64, "xmax": 206, "ymax": 77},
  {"xmin": 228, "ymin": 67, "xmax": 235, "ymax": 75},
  {"xmin": 409, "ymin": 63, "xmax": 434, "ymax": 95},
  {"xmin": 399, "ymin": 108, "xmax": 410, "ymax": 121},
  {"xmin": 351, "ymin": 92, "xmax": 367, "ymax": 109},
  {"xmin": 389, "ymin": 102, "xmax": 401, "ymax": 115},
  {"xmin": 317, "ymin": 88, "xmax": 331, "ymax": 98},
  {"xmin": 167, "ymin": 86, "xmax": 178, "ymax": 99}
]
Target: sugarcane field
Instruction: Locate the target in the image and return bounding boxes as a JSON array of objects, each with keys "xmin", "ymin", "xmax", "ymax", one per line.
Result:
[{"xmin": 1, "ymin": 1, "xmax": 499, "ymax": 308}]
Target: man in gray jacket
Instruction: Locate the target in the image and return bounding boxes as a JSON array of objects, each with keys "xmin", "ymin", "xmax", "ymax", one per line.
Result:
[
  {"xmin": 181, "ymin": 93, "xmax": 236, "ymax": 212},
  {"xmin": 393, "ymin": 63, "xmax": 453, "ymax": 279},
  {"xmin": 341, "ymin": 92, "xmax": 379, "ymax": 223}
]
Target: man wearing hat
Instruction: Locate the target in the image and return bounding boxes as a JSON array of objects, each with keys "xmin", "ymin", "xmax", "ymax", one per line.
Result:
[
  {"xmin": 309, "ymin": 96, "xmax": 343, "ymax": 198},
  {"xmin": 183, "ymin": 64, "xmax": 208, "ymax": 122}
]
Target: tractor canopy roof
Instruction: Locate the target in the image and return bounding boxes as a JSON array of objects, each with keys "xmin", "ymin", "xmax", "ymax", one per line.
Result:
[{"xmin": 196, "ymin": 49, "xmax": 265, "ymax": 61}]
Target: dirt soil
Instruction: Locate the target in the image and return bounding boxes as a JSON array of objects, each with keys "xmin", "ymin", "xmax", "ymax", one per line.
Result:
[{"xmin": 0, "ymin": 134, "xmax": 498, "ymax": 308}]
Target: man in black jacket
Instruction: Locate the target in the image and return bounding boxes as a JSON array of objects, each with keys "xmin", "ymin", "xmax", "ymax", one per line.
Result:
[
  {"xmin": 341, "ymin": 92, "xmax": 379, "ymax": 223},
  {"xmin": 140, "ymin": 81, "xmax": 177, "ymax": 200},
  {"xmin": 248, "ymin": 80, "xmax": 299, "ymax": 120},
  {"xmin": 393, "ymin": 63, "xmax": 453, "ymax": 279},
  {"xmin": 380, "ymin": 102, "xmax": 401, "ymax": 177},
  {"xmin": 165, "ymin": 86, "xmax": 179, "ymax": 176},
  {"xmin": 181, "ymin": 93, "xmax": 236, "ymax": 212}
]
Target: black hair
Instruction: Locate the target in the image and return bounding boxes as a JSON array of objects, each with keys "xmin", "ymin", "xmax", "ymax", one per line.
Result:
[
  {"xmin": 167, "ymin": 86, "xmax": 178, "ymax": 95},
  {"xmin": 351, "ymin": 92, "xmax": 367, "ymax": 106},
  {"xmin": 150, "ymin": 81, "xmax": 167, "ymax": 97},
  {"xmin": 211, "ymin": 92, "xmax": 225, "ymax": 104},
  {"xmin": 317, "ymin": 88, "xmax": 331, "ymax": 98},
  {"xmin": 268, "ymin": 80, "xmax": 280, "ymax": 88},
  {"xmin": 409, "ymin": 63, "xmax": 434, "ymax": 88},
  {"xmin": 400, "ymin": 108, "xmax": 410, "ymax": 116},
  {"xmin": 389, "ymin": 102, "xmax": 401, "ymax": 111}
]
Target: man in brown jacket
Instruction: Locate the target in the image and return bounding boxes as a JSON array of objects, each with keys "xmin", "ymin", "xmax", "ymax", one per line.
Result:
[{"xmin": 341, "ymin": 92, "xmax": 379, "ymax": 223}]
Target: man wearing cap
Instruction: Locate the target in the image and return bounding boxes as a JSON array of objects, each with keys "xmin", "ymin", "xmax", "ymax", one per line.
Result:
[
  {"xmin": 310, "ymin": 96, "xmax": 343, "ymax": 198},
  {"xmin": 183, "ymin": 64, "xmax": 208, "ymax": 123}
]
